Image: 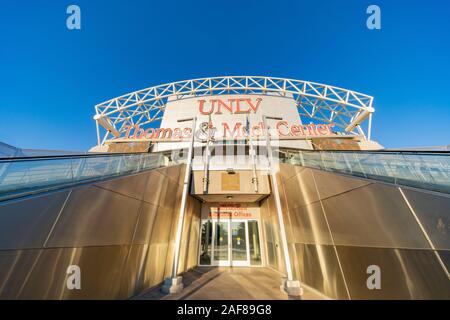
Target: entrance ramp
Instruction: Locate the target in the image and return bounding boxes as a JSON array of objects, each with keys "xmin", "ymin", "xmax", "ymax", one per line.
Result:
[{"xmin": 134, "ymin": 267, "xmax": 328, "ymax": 300}]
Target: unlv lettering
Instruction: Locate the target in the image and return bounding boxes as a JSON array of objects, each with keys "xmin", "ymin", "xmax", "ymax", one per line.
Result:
[{"xmin": 199, "ymin": 98, "xmax": 262, "ymax": 115}]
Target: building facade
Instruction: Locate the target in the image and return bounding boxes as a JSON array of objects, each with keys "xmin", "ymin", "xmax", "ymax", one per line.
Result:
[{"xmin": 0, "ymin": 76, "xmax": 448, "ymax": 299}]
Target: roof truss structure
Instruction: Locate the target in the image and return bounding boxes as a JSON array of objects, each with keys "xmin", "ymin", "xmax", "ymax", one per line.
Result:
[{"xmin": 94, "ymin": 76, "xmax": 375, "ymax": 145}]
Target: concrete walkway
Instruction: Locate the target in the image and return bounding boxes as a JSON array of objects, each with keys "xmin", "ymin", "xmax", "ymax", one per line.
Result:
[{"xmin": 134, "ymin": 267, "xmax": 328, "ymax": 300}]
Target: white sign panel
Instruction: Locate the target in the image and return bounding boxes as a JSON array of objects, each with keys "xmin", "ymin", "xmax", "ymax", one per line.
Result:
[{"xmin": 155, "ymin": 94, "xmax": 309, "ymax": 151}]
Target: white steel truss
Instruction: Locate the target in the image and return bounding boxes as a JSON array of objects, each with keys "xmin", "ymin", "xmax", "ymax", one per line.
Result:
[{"xmin": 94, "ymin": 76, "xmax": 375, "ymax": 145}]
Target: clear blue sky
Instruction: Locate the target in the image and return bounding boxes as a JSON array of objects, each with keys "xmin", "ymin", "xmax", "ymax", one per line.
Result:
[{"xmin": 1, "ymin": 0, "xmax": 449, "ymax": 151}]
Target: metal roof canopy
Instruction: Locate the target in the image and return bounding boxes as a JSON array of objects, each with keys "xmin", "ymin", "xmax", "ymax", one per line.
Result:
[{"xmin": 93, "ymin": 76, "xmax": 375, "ymax": 146}]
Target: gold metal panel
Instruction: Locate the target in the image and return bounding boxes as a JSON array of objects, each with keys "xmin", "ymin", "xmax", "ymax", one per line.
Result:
[
  {"xmin": 402, "ymin": 188, "xmax": 450, "ymax": 250},
  {"xmin": 118, "ymin": 244, "xmax": 148, "ymax": 298},
  {"xmin": 142, "ymin": 243, "xmax": 170, "ymax": 288},
  {"xmin": 265, "ymin": 242, "xmax": 277, "ymax": 270},
  {"xmin": 149, "ymin": 207, "xmax": 175, "ymax": 245},
  {"xmin": 132, "ymin": 202, "xmax": 159, "ymax": 245},
  {"xmin": 294, "ymin": 243, "xmax": 349, "ymax": 300},
  {"xmin": 287, "ymin": 203, "xmax": 333, "ymax": 245},
  {"xmin": 94, "ymin": 171, "xmax": 149, "ymax": 200},
  {"xmin": 311, "ymin": 169, "xmax": 371, "ymax": 200},
  {"xmin": 142, "ymin": 168, "xmax": 181, "ymax": 212},
  {"xmin": 260, "ymin": 197, "xmax": 284, "ymax": 273},
  {"xmin": 336, "ymin": 246, "xmax": 450, "ymax": 299},
  {"xmin": 221, "ymin": 172, "xmax": 241, "ymax": 191},
  {"xmin": 279, "ymin": 163, "xmax": 305, "ymax": 181},
  {"xmin": 165, "ymin": 241, "xmax": 176, "ymax": 278},
  {"xmin": 18, "ymin": 246, "xmax": 130, "ymax": 300},
  {"xmin": 275, "ymin": 178, "xmax": 290, "ymax": 229},
  {"xmin": 0, "ymin": 249, "xmax": 42, "ymax": 299},
  {"xmin": 142, "ymin": 170, "xmax": 168, "ymax": 206},
  {"xmin": 165, "ymin": 195, "xmax": 189, "ymax": 277},
  {"xmin": 172, "ymin": 184, "xmax": 184, "ymax": 215},
  {"xmin": 177, "ymin": 197, "xmax": 201, "ymax": 272},
  {"xmin": 0, "ymin": 164, "xmax": 194, "ymax": 300},
  {"xmin": 282, "ymin": 168, "xmax": 319, "ymax": 209},
  {"xmin": 0, "ymin": 191, "xmax": 69, "ymax": 250},
  {"xmin": 176, "ymin": 164, "xmax": 187, "ymax": 186},
  {"xmin": 278, "ymin": 178, "xmax": 309, "ymax": 246},
  {"xmin": 186, "ymin": 221, "xmax": 200, "ymax": 269},
  {"xmin": 177, "ymin": 233, "xmax": 192, "ymax": 273},
  {"xmin": 322, "ymin": 184, "xmax": 430, "ymax": 249},
  {"xmin": 46, "ymin": 186, "xmax": 141, "ymax": 247},
  {"xmin": 437, "ymin": 250, "xmax": 450, "ymax": 273},
  {"xmin": 158, "ymin": 165, "xmax": 183, "ymax": 185},
  {"xmin": 160, "ymin": 179, "xmax": 181, "ymax": 212}
]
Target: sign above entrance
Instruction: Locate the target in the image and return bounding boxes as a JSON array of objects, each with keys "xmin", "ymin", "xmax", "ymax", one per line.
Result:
[
  {"xmin": 206, "ymin": 204, "xmax": 259, "ymax": 220},
  {"xmin": 198, "ymin": 98, "xmax": 262, "ymax": 115},
  {"xmin": 123, "ymin": 121, "xmax": 335, "ymax": 141},
  {"xmin": 221, "ymin": 173, "xmax": 240, "ymax": 191},
  {"xmin": 115, "ymin": 94, "xmax": 341, "ymax": 150},
  {"xmin": 219, "ymin": 120, "xmax": 335, "ymax": 139},
  {"xmin": 158, "ymin": 94, "xmax": 308, "ymax": 143}
]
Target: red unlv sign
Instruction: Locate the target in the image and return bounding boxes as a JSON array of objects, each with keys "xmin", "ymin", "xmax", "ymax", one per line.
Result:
[{"xmin": 198, "ymin": 98, "xmax": 262, "ymax": 115}]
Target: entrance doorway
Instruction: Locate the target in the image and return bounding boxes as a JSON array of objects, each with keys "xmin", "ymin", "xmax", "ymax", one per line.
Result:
[{"xmin": 199, "ymin": 219, "xmax": 262, "ymax": 267}]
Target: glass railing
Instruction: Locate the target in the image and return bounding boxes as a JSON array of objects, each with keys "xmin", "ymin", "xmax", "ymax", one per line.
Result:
[
  {"xmin": 2, "ymin": 148, "xmax": 449, "ymax": 202},
  {"xmin": 282, "ymin": 150, "xmax": 450, "ymax": 194},
  {"xmin": 0, "ymin": 152, "xmax": 178, "ymax": 201}
]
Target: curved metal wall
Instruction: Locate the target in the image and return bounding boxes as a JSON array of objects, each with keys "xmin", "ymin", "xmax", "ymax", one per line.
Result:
[
  {"xmin": 267, "ymin": 164, "xmax": 450, "ymax": 299},
  {"xmin": 1, "ymin": 161, "xmax": 448, "ymax": 299},
  {"xmin": 0, "ymin": 164, "xmax": 201, "ymax": 299}
]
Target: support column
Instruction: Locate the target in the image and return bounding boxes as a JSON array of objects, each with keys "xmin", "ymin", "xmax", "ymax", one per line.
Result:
[
  {"xmin": 203, "ymin": 115, "xmax": 212, "ymax": 193},
  {"xmin": 247, "ymin": 115, "xmax": 259, "ymax": 193},
  {"xmin": 161, "ymin": 117, "xmax": 197, "ymax": 294},
  {"xmin": 263, "ymin": 116, "xmax": 302, "ymax": 298}
]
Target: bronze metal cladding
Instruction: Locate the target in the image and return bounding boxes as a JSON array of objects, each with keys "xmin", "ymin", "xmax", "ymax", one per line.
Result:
[
  {"xmin": 321, "ymin": 184, "xmax": 430, "ymax": 249},
  {"xmin": 401, "ymin": 188, "xmax": 450, "ymax": 250},
  {"xmin": 0, "ymin": 190, "xmax": 70, "ymax": 250},
  {"xmin": 268, "ymin": 164, "xmax": 450, "ymax": 300},
  {"xmin": 285, "ymin": 202, "xmax": 333, "ymax": 246},
  {"xmin": 336, "ymin": 246, "xmax": 450, "ymax": 299},
  {"xmin": 45, "ymin": 186, "xmax": 142, "ymax": 247},
  {"xmin": 294, "ymin": 243, "xmax": 349, "ymax": 300},
  {"xmin": 311, "ymin": 168, "xmax": 371, "ymax": 200},
  {"xmin": 1, "ymin": 161, "xmax": 449, "ymax": 299},
  {"xmin": 281, "ymin": 165, "xmax": 319, "ymax": 208},
  {"xmin": 0, "ymin": 249, "xmax": 42, "ymax": 299},
  {"xmin": 0, "ymin": 165, "xmax": 201, "ymax": 300}
]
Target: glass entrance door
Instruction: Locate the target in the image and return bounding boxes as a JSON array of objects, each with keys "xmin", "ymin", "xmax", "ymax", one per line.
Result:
[
  {"xmin": 231, "ymin": 221, "xmax": 250, "ymax": 266},
  {"xmin": 213, "ymin": 221, "xmax": 229, "ymax": 265},
  {"xmin": 199, "ymin": 219, "xmax": 261, "ymax": 267}
]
